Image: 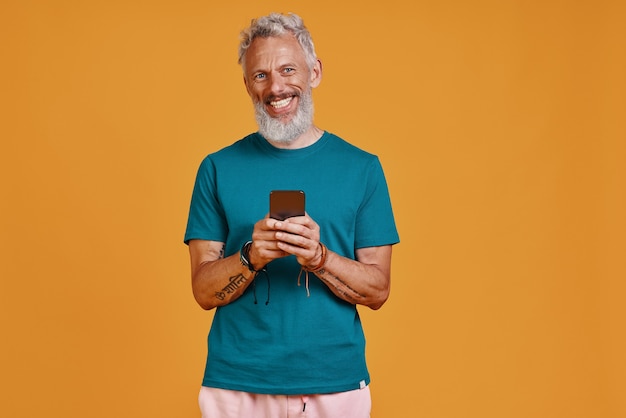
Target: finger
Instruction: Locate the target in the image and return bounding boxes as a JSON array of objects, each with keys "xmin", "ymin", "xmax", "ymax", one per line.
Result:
[
  {"xmin": 274, "ymin": 230, "xmax": 311, "ymax": 248},
  {"xmin": 274, "ymin": 222, "xmax": 317, "ymax": 241},
  {"xmin": 277, "ymin": 240, "xmax": 319, "ymax": 264}
]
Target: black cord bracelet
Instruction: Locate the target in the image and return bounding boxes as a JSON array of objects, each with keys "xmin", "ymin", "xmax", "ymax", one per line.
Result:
[{"xmin": 240, "ymin": 240, "xmax": 261, "ymax": 273}]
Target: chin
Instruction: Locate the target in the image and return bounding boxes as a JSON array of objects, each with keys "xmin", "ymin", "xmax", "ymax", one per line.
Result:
[{"xmin": 254, "ymin": 92, "xmax": 314, "ymax": 143}]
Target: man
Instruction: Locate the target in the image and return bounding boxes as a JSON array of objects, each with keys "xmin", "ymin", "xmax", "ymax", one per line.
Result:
[{"xmin": 184, "ymin": 12, "xmax": 399, "ymax": 418}]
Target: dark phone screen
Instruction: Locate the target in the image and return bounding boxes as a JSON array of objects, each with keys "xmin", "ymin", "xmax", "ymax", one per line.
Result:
[{"xmin": 269, "ymin": 190, "xmax": 305, "ymax": 220}]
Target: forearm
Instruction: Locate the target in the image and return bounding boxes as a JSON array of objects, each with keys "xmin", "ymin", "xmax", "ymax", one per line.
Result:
[
  {"xmin": 192, "ymin": 253, "xmax": 257, "ymax": 310},
  {"xmin": 311, "ymin": 248, "xmax": 391, "ymax": 310}
]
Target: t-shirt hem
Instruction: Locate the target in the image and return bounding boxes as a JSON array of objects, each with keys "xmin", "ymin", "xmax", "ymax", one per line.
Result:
[{"xmin": 201, "ymin": 377, "xmax": 371, "ymax": 396}]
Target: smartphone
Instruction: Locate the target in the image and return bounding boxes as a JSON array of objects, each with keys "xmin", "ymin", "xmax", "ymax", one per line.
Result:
[{"xmin": 269, "ymin": 190, "xmax": 305, "ymax": 221}]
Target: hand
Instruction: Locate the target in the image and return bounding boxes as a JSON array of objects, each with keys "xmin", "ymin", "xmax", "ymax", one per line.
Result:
[
  {"xmin": 245, "ymin": 214, "xmax": 290, "ymax": 269},
  {"xmin": 271, "ymin": 213, "xmax": 323, "ymax": 269}
]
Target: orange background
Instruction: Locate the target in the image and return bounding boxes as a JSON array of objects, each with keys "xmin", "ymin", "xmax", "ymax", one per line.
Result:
[{"xmin": 1, "ymin": 1, "xmax": 625, "ymax": 417}]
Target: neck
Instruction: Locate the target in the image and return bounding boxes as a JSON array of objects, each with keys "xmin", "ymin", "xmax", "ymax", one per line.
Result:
[{"xmin": 266, "ymin": 125, "xmax": 324, "ymax": 150}]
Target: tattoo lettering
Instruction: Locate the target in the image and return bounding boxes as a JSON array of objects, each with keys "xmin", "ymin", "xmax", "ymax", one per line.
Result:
[
  {"xmin": 215, "ymin": 274, "xmax": 248, "ymax": 301},
  {"xmin": 219, "ymin": 244, "xmax": 225, "ymax": 259},
  {"xmin": 323, "ymin": 272, "xmax": 366, "ymax": 300}
]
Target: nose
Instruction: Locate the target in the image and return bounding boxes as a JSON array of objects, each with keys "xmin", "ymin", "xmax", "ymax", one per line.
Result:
[{"xmin": 268, "ymin": 72, "xmax": 286, "ymax": 95}]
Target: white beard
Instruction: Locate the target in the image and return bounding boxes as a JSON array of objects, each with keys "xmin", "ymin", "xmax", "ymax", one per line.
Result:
[{"xmin": 254, "ymin": 89, "xmax": 314, "ymax": 144}]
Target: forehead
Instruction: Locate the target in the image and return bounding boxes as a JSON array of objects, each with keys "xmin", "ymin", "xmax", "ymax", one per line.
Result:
[{"xmin": 244, "ymin": 34, "xmax": 307, "ymax": 70}]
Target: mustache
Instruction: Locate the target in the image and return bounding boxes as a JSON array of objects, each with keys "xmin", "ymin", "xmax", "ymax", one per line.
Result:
[{"xmin": 263, "ymin": 92, "xmax": 300, "ymax": 104}]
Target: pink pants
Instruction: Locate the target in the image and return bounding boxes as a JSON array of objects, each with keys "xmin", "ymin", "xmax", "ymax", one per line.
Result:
[{"xmin": 198, "ymin": 386, "xmax": 371, "ymax": 418}]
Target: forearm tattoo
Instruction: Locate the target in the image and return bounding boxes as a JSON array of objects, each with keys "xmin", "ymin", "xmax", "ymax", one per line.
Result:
[
  {"xmin": 317, "ymin": 269, "xmax": 366, "ymax": 301},
  {"xmin": 215, "ymin": 273, "xmax": 248, "ymax": 301}
]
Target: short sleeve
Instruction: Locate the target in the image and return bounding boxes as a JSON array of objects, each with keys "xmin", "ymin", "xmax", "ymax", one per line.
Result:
[
  {"xmin": 354, "ymin": 157, "xmax": 400, "ymax": 249},
  {"xmin": 184, "ymin": 156, "xmax": 228, "ymax": 244}
]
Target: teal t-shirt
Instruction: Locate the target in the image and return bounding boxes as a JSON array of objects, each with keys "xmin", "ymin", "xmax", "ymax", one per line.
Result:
[{"xmin": 184, "ymin": 132, "xmax": 399, "ymax": 395}]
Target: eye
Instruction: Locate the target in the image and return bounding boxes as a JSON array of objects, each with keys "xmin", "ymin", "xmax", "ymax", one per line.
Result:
[
  {"xmin": 282, "ymin": 67, "xmax": 295, "ymax": 74},
  {"xmin": 253, "ymin": 73, "xmax": 266, "ymax": 81}
]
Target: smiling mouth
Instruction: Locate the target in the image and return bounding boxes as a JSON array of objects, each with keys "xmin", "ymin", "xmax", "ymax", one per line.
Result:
[{"xmin": 268, "ymin": 96, "xmax": 294, "ymax": 109}]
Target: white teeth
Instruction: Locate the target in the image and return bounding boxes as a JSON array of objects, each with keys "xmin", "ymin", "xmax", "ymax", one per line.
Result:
[{"xmin": 270, "ymin": 97, "xmax": 292, "ymax": 109}]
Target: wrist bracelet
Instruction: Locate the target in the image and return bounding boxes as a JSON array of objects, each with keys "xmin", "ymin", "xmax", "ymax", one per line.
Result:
[
  {"xmin": 298, "ymin": 242, "xmax": 327, "ymax": 297},
  {"xmin": 240, "ymin": 241, "xmax": 261, "ymax": 273},
  {"xmin": 303, "ymin": 242, "xmax": 327, "ymax": 272}
]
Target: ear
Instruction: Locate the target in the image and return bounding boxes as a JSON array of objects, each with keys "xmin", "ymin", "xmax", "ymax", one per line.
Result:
[{"xmin": 310, "ymin": 59, "xmax": 323, "ymax": 88}]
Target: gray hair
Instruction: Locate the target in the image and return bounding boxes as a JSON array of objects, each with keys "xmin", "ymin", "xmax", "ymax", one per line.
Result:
[{"xmin": 238, "ymin": 12, "xmax": 318, "ymax": 69}]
